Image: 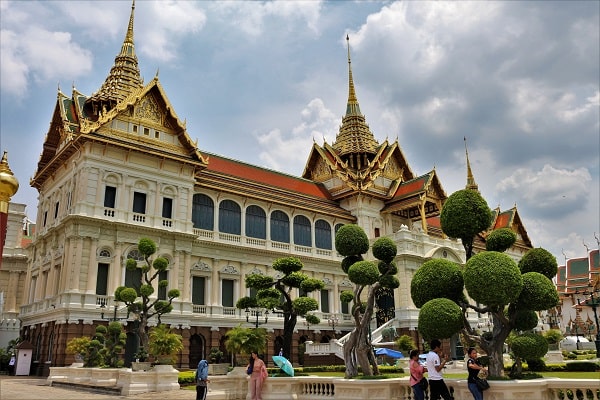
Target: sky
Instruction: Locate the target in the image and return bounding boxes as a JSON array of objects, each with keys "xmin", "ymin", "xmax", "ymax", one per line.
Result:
[{"xmin": 1, "ymin": 0, "xmax": 598, "ymax": 265}]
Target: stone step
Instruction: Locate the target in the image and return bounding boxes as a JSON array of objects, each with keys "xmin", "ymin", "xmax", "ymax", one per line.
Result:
[{"xmin": 50, "ymin": 381, "xmax": 122, "ymax": 396}]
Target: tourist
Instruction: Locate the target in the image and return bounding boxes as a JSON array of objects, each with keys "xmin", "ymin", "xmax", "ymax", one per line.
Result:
[
  {"xmin": 195, "ymin": 359, "xmax": 210, "ymax": 400},
  {"xmin": 426, "ymin": 339, "xmax": 453, "ymax": 400},
  {"xmin": 467, "ymin": 347, "xmax": 487, "ymax": 400},
  {"xmin": 409, "ymin": 349, "xmax": 427, "ymax": 400},
  {"xmin": 247, "ymin": 351, "xmax": 267, "ymax": 400}
]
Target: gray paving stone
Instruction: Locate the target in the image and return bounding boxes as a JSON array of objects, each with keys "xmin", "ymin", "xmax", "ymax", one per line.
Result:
[{"xmin": 0, "ymin": 377, "xmax": 198, "ymax": 400}]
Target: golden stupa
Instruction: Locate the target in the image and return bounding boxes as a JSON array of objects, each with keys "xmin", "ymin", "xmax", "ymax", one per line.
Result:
[{"xmin": 0, "ymin": 151, "xmax": 19, "ymax": 213}]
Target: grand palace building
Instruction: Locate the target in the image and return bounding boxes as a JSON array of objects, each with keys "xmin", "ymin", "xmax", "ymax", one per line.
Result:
[{"xmin": 7, "ymin": 2, "xmax": 539, "ymax": 375}]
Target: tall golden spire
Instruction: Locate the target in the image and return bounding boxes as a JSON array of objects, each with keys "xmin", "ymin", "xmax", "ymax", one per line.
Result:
[
  {"xmin": 332, "ymin": 35, "xmax": 378, "ymax": 159},
  {"xmin": 464, "ymin": 137, "xmax": 479, "ymax": 192},
  {"xmin": 87, "ymin": 0, "xmax": 143, "ymax": 109},
  {"xmin": 345, "ymin": 34, "xmax": 361, "ymax": 116}
]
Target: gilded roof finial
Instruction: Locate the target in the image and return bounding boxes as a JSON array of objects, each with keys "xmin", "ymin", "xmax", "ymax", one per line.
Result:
[
  {"xmin": 332, "ymin": 35, "xmax": 379, "ymax": 158},
  {"xmin": 346, "ymin": 34, "xmax": 361, "ymax": 116},
  {"xmin": 0, "ymin": 151, "xmax": 19, "ymax": 208},
  {"xmin": 464, "ymin": 136, "xmax": 479, "ymax": 192},
  {"xmin": 87, "ymin": 0, "xmax": 142, "ymax": 107}
]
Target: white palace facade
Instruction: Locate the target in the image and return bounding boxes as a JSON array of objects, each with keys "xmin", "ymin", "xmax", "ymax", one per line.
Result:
[{"xmin": 17, "ymin": 2, "xmax": 533, "ymax": 375}]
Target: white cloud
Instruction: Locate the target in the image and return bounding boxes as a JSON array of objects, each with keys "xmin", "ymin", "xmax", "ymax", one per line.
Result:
[
  {"xmin": 0, "ymin": 26, "xmax": 92, "ymax": 97},
  {"xmin": 211, "ymin": 0, "xmax": 323, "ymax": 37},
  {"xmin": 256, "ymin": 98, "xmax": 338, "ymax": 172},
  {"xmin": 496, "ymin": 164, "xmax": 591, "ymax": 214},
  {"xmin": 137, "ymin": 1, "xmax": 207, "ymax": 62}
]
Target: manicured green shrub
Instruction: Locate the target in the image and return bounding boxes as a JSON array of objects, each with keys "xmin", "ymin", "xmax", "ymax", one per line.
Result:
[{"xmin": 565, "ymin": 361, "xmax": 600, "ymax": 372}]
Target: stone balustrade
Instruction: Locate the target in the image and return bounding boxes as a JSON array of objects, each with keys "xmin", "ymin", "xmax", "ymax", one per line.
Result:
[{"xmin": 47, "ymin": 365, "xmax": 600, "ymax": 400}]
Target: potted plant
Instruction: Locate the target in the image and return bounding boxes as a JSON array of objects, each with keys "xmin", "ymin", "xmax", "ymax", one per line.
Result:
[
  {"xmin": 131, "ymin": 347, "xmax": 151, "ymax": 371},
  {"xmin": 148, "ymin": 324, "xmax": 183, "ymax": 367},
  {"xmin": 209, "ymin": 347, "xmax": 223, "ymax": 364}
]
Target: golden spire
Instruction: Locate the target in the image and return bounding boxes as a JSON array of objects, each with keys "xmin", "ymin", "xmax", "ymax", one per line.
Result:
[
  {"xmin": 87, "ymin": 0, "xmax": 142, "ymax": 108},
  {"xmin": 464, "ymin": 136, "xmax": 479, "ymax": 192},
  {"xmin": 346, "ymin": 34, "xmax": 361, "ymax": 116},
  {"xmin": 332, "ymin": 35, "xmax": 379, "ymax": 159}
]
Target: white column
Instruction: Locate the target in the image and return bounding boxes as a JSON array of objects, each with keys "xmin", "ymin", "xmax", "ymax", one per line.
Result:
[{"xmin": 86, "ymin": 239, "xmax": 98, "ymax": 293}]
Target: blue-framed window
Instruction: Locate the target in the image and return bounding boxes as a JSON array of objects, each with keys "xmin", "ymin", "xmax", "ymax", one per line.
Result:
[
  {"xmin": 315, "ymin": 219, "xmax": 332, "ymax": 249},
  {"xmin": 293, "ymin": 215, "xmax": 311, "ymax": 247},
  {"xmin": 270, "ymin": 210, "xmax": 290, "ymax": 243},
  {"xmin": 192, "ymin": 194, "xmax": 214, "ymax": 230},
  {"xmin": 246, "ymin": 205, "xmax": 266, "ymax": 239},
  {"xmin": 219, "ymin": 200, "xmax": 241, "ymax": 235}
]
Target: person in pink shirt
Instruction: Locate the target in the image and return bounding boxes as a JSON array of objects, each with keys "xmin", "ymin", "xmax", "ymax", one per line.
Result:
[
  {"xmin": 247, "ymin": 351, "xmax": 267, "ymax": 400},
  {"xmin": 409, "ymin": 349, "xmax": 428, "ymax": 400}
]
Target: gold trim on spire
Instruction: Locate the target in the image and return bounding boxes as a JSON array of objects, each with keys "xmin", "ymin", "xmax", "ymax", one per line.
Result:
[
  {"xmin": 332, "ymin": 35, "xmax": 379, "ymax": 158},
  {"xmin": 346, "ymin": 34, "xmax": 361, "ymax": 116},
  {"xmin": 86, "ymin": 0, "xmax": 143, "ymax": 108},
  {"xmin": 464, "ymin": 136, "xmax": 479, "ymax": 192}
]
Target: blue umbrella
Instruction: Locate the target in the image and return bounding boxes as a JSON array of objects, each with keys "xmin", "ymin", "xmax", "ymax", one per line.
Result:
[
  {"xmin": 374, "ymin": 348, "xmax": 404, "ymax": 359},
  {"xmin": 272, "ymin": 355, "xmax": 294, "ymax": 376}
]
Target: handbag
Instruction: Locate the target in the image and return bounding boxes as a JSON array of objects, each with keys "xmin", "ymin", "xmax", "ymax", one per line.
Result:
[
  {"xmin": 475, "ymin": 377, "xmax": 490, "ymax": 391},
  {"xmin": 411, "ymin": 372, "xmax": 428, "ymax": 391},
  {"xmin": 246, "ymin": 365, "xmax": 253, "ymax": 375}
]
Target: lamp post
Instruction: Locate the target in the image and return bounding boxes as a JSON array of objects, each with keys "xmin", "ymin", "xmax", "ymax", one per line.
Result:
[
  {"xmin": 328, "ymin": 314, "xmax": 339, "ymax": 339},
  {"xmin": 245, "ymin": 307, "xmax": 268, "ymax": 329},
  {"xmin": 100, "ymin": 301, "xmax": 130, "ymax": 322}
]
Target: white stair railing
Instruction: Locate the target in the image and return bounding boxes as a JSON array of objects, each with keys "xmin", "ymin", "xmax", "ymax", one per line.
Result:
[{"xmin": 305, "ymin": 318, "xmax": 397, "ymax": 360}]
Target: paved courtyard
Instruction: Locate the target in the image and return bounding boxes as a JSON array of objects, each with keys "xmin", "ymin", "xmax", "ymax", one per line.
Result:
[{"xmin": 0, "ymin": 376, "xmax": 199, "ymax": 400}]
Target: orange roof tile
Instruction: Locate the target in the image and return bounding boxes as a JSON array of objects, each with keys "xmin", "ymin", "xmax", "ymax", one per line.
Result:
[
  {"xmin": 493, "ymin": 213, "xmax": 511, "ymax": 229},
  {"xmin": 392, "ymin": 175, "xmax": 429, "ymax": 199},
  {"xmin": 205, "ymin": 154, "xmax": 332, "ymax": 199}
]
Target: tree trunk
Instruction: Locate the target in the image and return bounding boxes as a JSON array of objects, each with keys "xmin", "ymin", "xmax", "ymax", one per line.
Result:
[
  {"xmin": 138, "ymin": 319, "xmax": 149, "ymax": 358},
  {"xmin": 343, "ymin": 329, "xmax": 359, "ymax": 378},
  {"xmin": 282, "ymin": 312, "xmax": 297, "ymax": 362},
  {"xmin": 478, "ymin": 321, "xmax": 510, "ymax": 377}
]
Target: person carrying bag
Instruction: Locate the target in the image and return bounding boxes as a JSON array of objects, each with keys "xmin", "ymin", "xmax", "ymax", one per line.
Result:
[
  {"xmin": 409, "ymin": 349, "xmax": 428, "ymax": 400},
  {"xmin": 467, "ymin": 347, "xmax": 488, "ymax": 400},
  {"xmin": 195, "ymin": 359, "xmax": 210, "ymax": 400}
]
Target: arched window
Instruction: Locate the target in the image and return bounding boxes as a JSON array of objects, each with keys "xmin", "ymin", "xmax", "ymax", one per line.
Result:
[
  {"xmin": 293, "ymin": 215, "xmax": 311, "ymax": 247},
  {"xmin": 219, "ymin": 200, "xmax": 241, "ymax": 235},
  {"xmin": 192, "ymin": 194, "xmax": 214, "ymax": 230},
  {"xmin": 334, "ymin": 223, "xmax": 345, "ymax": 235},
  {"xmin": 270, "ymin": 210, "xmax": 290, "ymax": 243},
  {"xmin": 315, "ymin": 219, "xmax": 332, "ymax": 249},
  {"xmin": 245, "ymin": 205, "xmax": 266, "ymax": 239}
]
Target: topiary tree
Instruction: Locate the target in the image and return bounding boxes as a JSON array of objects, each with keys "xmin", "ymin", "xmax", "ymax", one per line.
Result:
[
  {"xmin": 87, "ymin": 325, "xmax": 108, "ymax": 367},
  {"xmin": 485, "ymin": 228, "xmax": 517, "ymax": 252},
  {"xmin": 114, "ymin": 238, "xmax": 181, "ymax": 358},
  {"xmin": 236, "ymin": 256, "xmax": 324, "ymax": 361},
  {"xmin": 103, "ymin": 321, "xmax": 127, "ymax": 368},
  {"xmin": 416, "ymin": 187, "xmax": 559, "ymax": 377},
  {"xmin": 336, "ymin": 225, "xmax": 400, "ymax": 378},
  {"xmin": 440, "ymin": 189, "xmax": 493, "ymax": 259},
  {"xmin": 509, "ymin": 333, "xmax": 548, "ymax": 377}
]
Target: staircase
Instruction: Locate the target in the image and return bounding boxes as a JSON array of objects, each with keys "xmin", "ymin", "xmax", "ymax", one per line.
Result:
[{"xmin": 305, "ymin": 319, "xmax": 396, "ymax": 360}]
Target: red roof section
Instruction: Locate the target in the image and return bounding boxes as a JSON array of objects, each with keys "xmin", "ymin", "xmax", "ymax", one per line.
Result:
[
  {"xmin": 205, "ymin": 154, "xmax": 332, "ymax": 199},
  {"xmin": 426, "ymin": 216, "xmax": 441, "ymax": 228},
  {"xmin": 493, "ymin": 212, "xmax": 512, "ymax": 229},
  {"xmin": 392, "ymin": 175, "xmax": 429, "ymax": 199}
]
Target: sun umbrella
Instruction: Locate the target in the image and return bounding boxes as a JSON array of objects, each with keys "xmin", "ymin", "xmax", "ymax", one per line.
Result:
[
  {"xmin": 374, "ymin": 348, "xmax": 404, "ymax": 359},
  {"xmin": 272, "ymin": 355, "xmax": 294, "ymax": 376}
]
